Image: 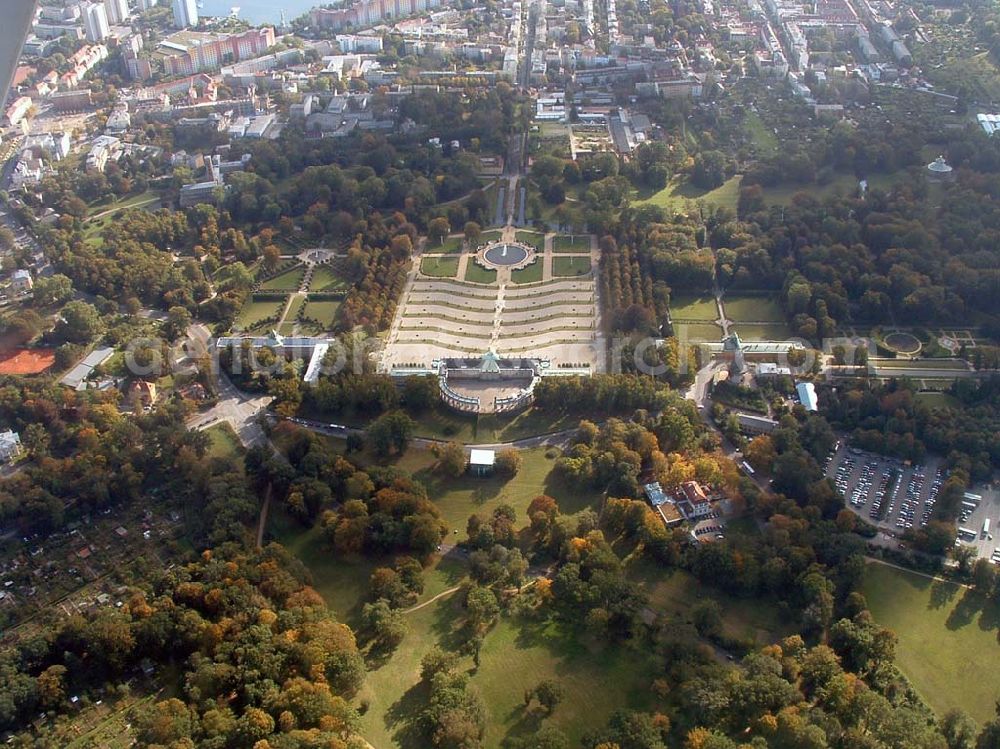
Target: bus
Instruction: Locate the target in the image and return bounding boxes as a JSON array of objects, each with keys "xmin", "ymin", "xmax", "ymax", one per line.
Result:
[{"xmin": 983, "ymin": 518, "xmax": 992, "ymax": 539}]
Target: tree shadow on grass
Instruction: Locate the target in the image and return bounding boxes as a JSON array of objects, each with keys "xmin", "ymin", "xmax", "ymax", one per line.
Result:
[
  {"xmin": 429, "ymin": 592, "xmax": 471, "ymax": 653},
  {"xmin": 945, "ymin": 588, "xmax": 985, "ymax": 630},
  {"xmin": 383, "ymin": 680, "xmax": 431, "ymax": 749},
  {"xmin": 500, "ymin": 704, "xmax": 548, "ymax": 746},
  {"xmin": 929, "ymin": 578, "xmax": 959, "ymax": 610}
]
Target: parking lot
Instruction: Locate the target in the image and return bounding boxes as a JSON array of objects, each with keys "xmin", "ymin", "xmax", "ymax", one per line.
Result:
[
  {"xmin": 827, "ymin": 444, "xmax": 1000, "ymax": 562},
  {"xmin": 825, "ymin": 444, "xmax": 946, "ymax": 534},
  {"xmin": 954, "ymin": 485, "xmax": 1000, "ymax": 562}
]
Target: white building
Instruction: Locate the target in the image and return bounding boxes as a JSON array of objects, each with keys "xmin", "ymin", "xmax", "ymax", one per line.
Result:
[
  {"xmin": 83, "ymin": 3, "xmax": 110, "ymax": 42},
  {"xmin": 0, "ymin": 431, "xmax": 21, "ymax": 463},
  {"xmin": 796, "ymin": 381, "xmax": 818, "ymax": 411},
  {"xmin": 138, "ymin": 0, "xmax": 159, "ymax": 10},
  {"xmin": 172, "ymin": 0, "xmax": 197, "ymax": 28},
  {"xmin": 10, "ymin": 270, "xmax": 33, "ymax": 292},
  {"xmin": 104, "ymin": 0, "xmax": 130, "ymax": 25}
]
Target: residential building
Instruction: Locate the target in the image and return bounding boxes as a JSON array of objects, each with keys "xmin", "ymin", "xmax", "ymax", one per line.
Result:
[
  {"xmin": 10, "ymin": 270, "xmax": 33, "ymax": 292},
  {"xmin": 4, "ymin": 97, "xmax": 32, "ymax": 127},
  {"xmin": 50, "ymin": 89, "xmax": 94, "ymax": 112},
  {"xmin": 104, "ymin": 0, "xmax": 130, "ymax": 25},
  {"xmin": 138, "ymin": 0, "xmax": 159, "ymax": 10},
  {"xmin": 86, "ymin": 135, "xmax": 123, "ymax": 171},
  {"xmin": 172, "ymin": 0, "xmax": 197, "ymax": 28},
  {"xmin": 310, "ymin": 0, "xmax": 443, "ymax": 30},
  {"xmin": 10, "ymin": 158, "xmax": 44, "ymax": 188},
  {"xmin": 22, "ymin": 132, "xmax": 72, "ymax": 161},
  {"xmin": 126, "ymin": 379, "xmax": 157, "ymax": 410},
  {"xmin": 737, "ymin": 413, "xmax": 779, "ymax": 436},
  {"xmin": 159, "ymin": 28, "xmax": 276, "ymax": 75},
  {"xmin": 0, "ymin": 431, "xmax": 22, "ymax": 463},
  {"xmin": 83, "ymin": 3, "xmax": 111, "ymax": 43},
  {"xmin": 672, "ymin": 481, "xmax": 713, "ymax": 519}
]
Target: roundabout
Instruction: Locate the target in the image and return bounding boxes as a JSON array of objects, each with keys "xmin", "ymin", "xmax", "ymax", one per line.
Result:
[{"xmin": 475, "ymin": 240, "xmax": 535, "ymax": 272}]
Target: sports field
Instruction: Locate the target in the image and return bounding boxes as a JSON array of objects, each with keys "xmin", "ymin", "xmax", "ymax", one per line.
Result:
[
  {"xmin": 0, "ymin": 348, "xmax": 56, "ymax": 374},
  {"xmin": 862, "ymin": 561, "xmax": 1000, "ymax": 723}
]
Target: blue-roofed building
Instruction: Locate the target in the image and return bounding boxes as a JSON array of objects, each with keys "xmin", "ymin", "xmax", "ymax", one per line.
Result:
[{"xmin": 796, "ymin": 381, "xmax": 819, "ymax": 412}]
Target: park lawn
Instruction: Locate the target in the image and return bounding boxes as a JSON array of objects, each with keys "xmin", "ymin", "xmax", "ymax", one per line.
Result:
[
  {"xmin": 732, "ymin": 323, "xmax": 793, "ymax": 341},
  {"xmin": 309, "ymin": 265, "xmax": 348, "ymax": 292},
  {"xmin": 420, "ymin": 256, "xmax": 460, "ymax": 278},
  {"xmin": 744, "ymin": 111, "xmax": 779, "ymax": 157},
  {"xmin": 552, "ymin": 256, "xmax": 590, "ymax": 277},
  {"xmin": 670, "ymin": 295, "xmax": 718, "ymax": 321},
  {"xmin": 358, "ymin": 595, "xmax": 657, "ymax": 749},
  {"xmin": 464, "ymin": 262, "xmax": 497, "ymax": 285},
  {"xmin": 723, "ymin": 295, "xmax": 785, "ymax": 323},
  {"xmin": 551, "ymin": 234, "xmax": 591, "ymax": 253},
  {"xmin": 515, "ymin": 231, "xmax": 546, "ymax": 251},
  {"xmin": 876, "ymin": 358, "xmax": 968, "ymax": 370},
  {"xmin": 629, "ymin": 562, "xmax": 792, "ymax": 646},
  {"xmin": 204, "ymin": 422, "xmax": 244, "ymax": 462},
  {"xmin": 260, "ymin": 266, "xmax": 305, "ymax": 291},
  {"xmin": 471, "ymin": 616, "xmax": 655, "ymax": 747},
  {"xmin": 480, "ymin": 229, "xmax": 504, "ymax": 243},
  {"xmin": 914, "ymin": 392, "xmax": 962, "ymax": 409},
  {"xmin": 674, "ymin": 322, "xmax": 724, "ymax": 343},
  {"xmin": 235, "ymin": 299, "xmax": 282, "ymax": 332},
  {"xmin": 638, "ymin": 174, "xmax": 742, "ymax": 214},
  {"xmin": 511, "ymin": 262, "xmax": 544, "ymax": 284},
  {"xmin": 760, "ymin": 171, "xmax": 899, "ymax": 207},
  {"xmin": 405, "ymin": 446, "xmax": 602, "ymax": 535},
  {"xmin": 302, "ymin": 300, "xmax": 341, "ymax": 329},
  {"xmin": 282, "ymin": 294, "xmax": 307, "ymax": 327},
  {"xmin": 427, "ymin": 235, "xmax": 465, "ymax": 254},
  {"xmin": 862, "ymin": 561, "xmax": 1000, "ymax": 723}
]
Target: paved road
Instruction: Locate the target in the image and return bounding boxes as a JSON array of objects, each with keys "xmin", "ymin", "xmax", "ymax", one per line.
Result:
[{"xmin": 184, "ymin": 324, "xmax": 273, "ymax": 449}]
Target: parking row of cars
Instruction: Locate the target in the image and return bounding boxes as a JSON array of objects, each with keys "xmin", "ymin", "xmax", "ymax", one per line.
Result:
[{"xmin": 870, "ymin": 467, "xmax": 901, "ymax": 522}]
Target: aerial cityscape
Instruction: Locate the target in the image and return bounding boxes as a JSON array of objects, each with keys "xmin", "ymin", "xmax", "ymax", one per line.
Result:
[{"xmin": 0, "ymin": 0, "xmax": 997, "ymax": 746}]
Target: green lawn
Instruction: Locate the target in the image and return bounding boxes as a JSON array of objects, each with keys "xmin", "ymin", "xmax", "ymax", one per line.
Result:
[
  {"xmin": 281, "ymin": 294, "xmax": 308, "ymax": 325},
  {"xmin": 309, "ymin": 265, "xmax": 348, "ymax": 292},
  {"xmin": 551, "ymin": 235, "xmax": 591, "ymax": 253},
  {"xmin": 235, "ymin": 299, "xmax": 283, "ymax": 332},
  {"xmin": 427, "ymin": 235, "xmax": 465, "ymax": 254},
  {"xmin": 515, "ymin": 231, "xmax": 546, "ymax": 251},
  {"xmin": 552, "ymin": 256, "xmax": 590, "ymax": 277},
  {"xmin": 400, "ymin": 447, "xmax": 601, "ymax": 535},
  {"xmin": 673, "ymin": 322, "xmax": 724, "ymax": 342},
  {"xmin": 669, "ymin": 295, "xmax": 718, "ymax": 321},
  {"xmin": 420, "ymin": 257, "xmax": 460, "ymax": 278},
  {"xmin": 862, "ymin": 562, "xmax": 1000, "ymax": 723},
  {"xmin": 723, "ymin": 295, "xmax": 785, "ymax": 323},
  {"xmin": 260, "ymin": 266, "xmax": 305, "ymax": 291},
  {"xmin": 637, "ymin": 175, "xmax": 742, "ymax": 214},
  {"xmin": 302, "ymin": 300, "xmax": 341, "ymax": 330},
  {"xmin": 744, "ymin": 111, "xmax": 779, "ymax": 157},
  {"xmin": 510, "ymin": 262, "xmax": 544, "ymax": 284},
  {"xmin": 204, "ymin": 422, "xmax": 244, "ymax": 461},
  {"xmin": 759, "ymin": 172, "xmax": 900, "ymax": 207},
  {"xmin": 731, "ymin": 323, "xmax": 793, "ymax": 341},
  {"xmin": 914, "ymin": 392, "xmax": 962, "ymax": 409},
  {"xmin": 464, "ymin": 262, "xmax": 497, "ymax": 285},
  {"xmin": 629, "ymin": 563, "xmax": 790, "ymax": 646}
]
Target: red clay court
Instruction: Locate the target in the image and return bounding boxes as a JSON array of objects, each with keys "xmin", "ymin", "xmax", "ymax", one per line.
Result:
[{"xmin": 0, "ymin": 348, "xmax": 56, "ymax": 375}]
